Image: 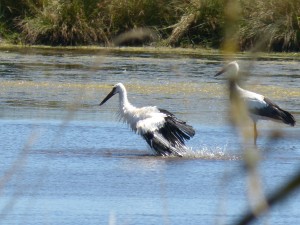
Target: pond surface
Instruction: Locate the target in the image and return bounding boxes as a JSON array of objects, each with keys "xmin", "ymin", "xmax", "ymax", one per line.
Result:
[{"xmin": 0, "ymin": 48, "xmax": 300, "ymax": 225}]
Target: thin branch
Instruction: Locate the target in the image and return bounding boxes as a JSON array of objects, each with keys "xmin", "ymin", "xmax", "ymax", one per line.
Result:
[{"xmin": 235, "ymin": 169, "xmax": 300, "ymax": 225}]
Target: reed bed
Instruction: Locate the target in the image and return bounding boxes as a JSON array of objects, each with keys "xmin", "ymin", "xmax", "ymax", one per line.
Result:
[{"xmin": 1, "ymin": 0, "xmax": 300, "ymax": 51}]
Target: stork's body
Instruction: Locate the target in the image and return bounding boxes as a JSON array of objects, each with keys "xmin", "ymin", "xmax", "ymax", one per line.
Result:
[
  {"xmin": 215, "ymin": 61, "xmax": 296, "ymax": 145},
  {"xmin": 99, "ymin": 83, "xmax": 195, "ymax": 156}
]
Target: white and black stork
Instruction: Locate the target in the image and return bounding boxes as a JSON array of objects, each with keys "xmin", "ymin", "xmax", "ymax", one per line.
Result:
[
  {"xmin": 215, "ymin": 61, "xmax": 296, "ymax": 145},
  {"xmin": 99, "ymin": 83, "xmax": 195, "ymax": 156}
]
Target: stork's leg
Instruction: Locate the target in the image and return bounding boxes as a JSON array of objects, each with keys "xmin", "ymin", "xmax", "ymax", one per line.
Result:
[{"xmin": 253, "ymin": 122, "xmax": 258, "ymax": 146}]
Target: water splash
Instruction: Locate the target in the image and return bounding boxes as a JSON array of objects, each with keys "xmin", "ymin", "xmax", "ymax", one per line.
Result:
[{"xmin": 181, "ymin": 145, "xmax": 241, "ymax": 160}]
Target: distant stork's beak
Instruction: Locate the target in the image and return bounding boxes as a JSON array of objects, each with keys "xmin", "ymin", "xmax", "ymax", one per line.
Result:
[
  {"xmin": 214, "ymin": 67, "xmax": 227, "ymax": 77},
  {"xmin": 215, "ymin": 61, "xmax": 239, "ymax": 77},
  {"xmin": 99, "ymin": 88, "xmax": 116, "ymax": 106}
]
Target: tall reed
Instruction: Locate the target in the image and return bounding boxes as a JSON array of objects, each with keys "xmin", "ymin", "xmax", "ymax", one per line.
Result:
[
  {"xmin": 19, "ymin": 0, "xmax": 108, "ymax": 45},
  {"xmin": 1, "ymin": 0, "xmax": 300, "ymax": 50},
  {"xmin": 240, "ymin": 0, "xmax": 300, "ymax": 51},
  {"xmin": 184, "ymin": 0, "xmax": 225, "ymax": 47}
]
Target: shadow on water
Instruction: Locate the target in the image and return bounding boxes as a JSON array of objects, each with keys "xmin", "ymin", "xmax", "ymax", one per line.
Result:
[
  {"xmin": 32, "ymin": 147, "xmax": 241, "ymax": 161},
  {"xmin": 105, "ymin": 148, "xmax": 241, "ymax": 161}
]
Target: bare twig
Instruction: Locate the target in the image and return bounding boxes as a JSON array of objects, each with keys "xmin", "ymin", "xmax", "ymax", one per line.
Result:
[{"xmin": 235, "ymin": 169, "xmax": 300, "ymax": 225}]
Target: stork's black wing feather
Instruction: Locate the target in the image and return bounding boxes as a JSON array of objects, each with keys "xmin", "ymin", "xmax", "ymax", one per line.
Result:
[
  {"xmin": 251, "ymin": 97, "xmax": 296, "ymax": 126},
  {"xmin": 142, "ymin": 132, "xmax": 182, "ymax": 156},
  {"xmin": 140, "ymin": 108, "xmax": 195, "ymax": 157},
  {"xmin": 158, "ymin": 108, "xmax": 195, "ymax": 145}
]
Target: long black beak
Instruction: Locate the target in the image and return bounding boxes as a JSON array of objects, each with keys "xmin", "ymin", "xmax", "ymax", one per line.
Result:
[
  {"xmin": 99, "ymin": 88, "xmax": 116, "ymax": 106},
  {"xmin": 214, "ymin": 67, "xmax": 226, "ymax": 77},
  {"xmin": 215, "ymin": 61, "xmax": 239, "ymax": 77}
]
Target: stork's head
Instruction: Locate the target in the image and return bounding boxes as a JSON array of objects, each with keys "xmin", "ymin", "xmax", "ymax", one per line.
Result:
[
  {"xmin": 215, "ymin": 61, "xmax": 240, "ymax": 78},
  {"xmin": 99, "ymin": 83, "xmax": 126, "ymax": 106}
]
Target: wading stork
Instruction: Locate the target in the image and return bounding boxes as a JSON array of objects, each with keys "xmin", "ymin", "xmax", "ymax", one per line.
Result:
[
  {"xmin": 99, "ymin": 83, "xmax": 195, "ymax": 156},
  {"xmin": 215, "ymin": 61, "xmax": 296, "ymax": 145}
]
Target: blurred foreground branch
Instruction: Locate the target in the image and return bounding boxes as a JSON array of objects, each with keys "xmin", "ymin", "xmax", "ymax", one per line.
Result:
[
  {"xmin": 112, "ymin": 28, "xmax": 159, "ymax": 46},
  {"xmin": 0, "ymin": 131, "xmax": 38, "ymax": 219},
  {"xmin": 235, "ymin": 169, "xmax": 300, "ymax": 225}
]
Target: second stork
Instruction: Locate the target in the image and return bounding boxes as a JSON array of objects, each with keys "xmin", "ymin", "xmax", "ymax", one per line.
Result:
[{"xmin": 215, "ymin": 61, "xmax": 296, "ymax": 145}]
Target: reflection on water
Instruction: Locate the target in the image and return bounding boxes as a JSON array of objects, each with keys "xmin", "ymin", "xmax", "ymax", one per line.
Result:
[{"xmin": 0, "ymin": 49, "xmax": 300, "ymax": 225}]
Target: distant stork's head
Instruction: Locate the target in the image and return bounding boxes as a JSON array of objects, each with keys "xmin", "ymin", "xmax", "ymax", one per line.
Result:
[
  {"xmin": 214, "ymin": 61, "xmax": 240, "ymax": 78},
  {"xmin": 99, "ymin": 83, "xmax": 126, "ymax": 106}
]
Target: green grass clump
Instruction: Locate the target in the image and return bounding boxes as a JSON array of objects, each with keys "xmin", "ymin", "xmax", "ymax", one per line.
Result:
[
  {"xmin": 18, "ymin": 0, "xmax": 175, "ymax": 46},
  {"xmin": 1, "ymin": 0, "xmax": 300, "ymax": 51},
  {"xmin": 240, "ymin": 0, "xmax": 300, "ymax": 51},
  {"xmin": 191, "ymin": 0, "xmax": 225, "ymax": 48},
  {"xmin": 106, "ymin": 0, "xmax": 168, "ymax": 34},
  {"xmin": 19, "ymin": 0, "xmax": 108, "ymax": 45}
]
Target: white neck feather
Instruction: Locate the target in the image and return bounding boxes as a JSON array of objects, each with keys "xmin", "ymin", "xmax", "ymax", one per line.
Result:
[
  {"xmin": 118, "ymin": 86, "xmax": 132, "ymax": 108},
  {"xmin": 117, "ymin": 87, "xmax": 136, "ymax": 127}
]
